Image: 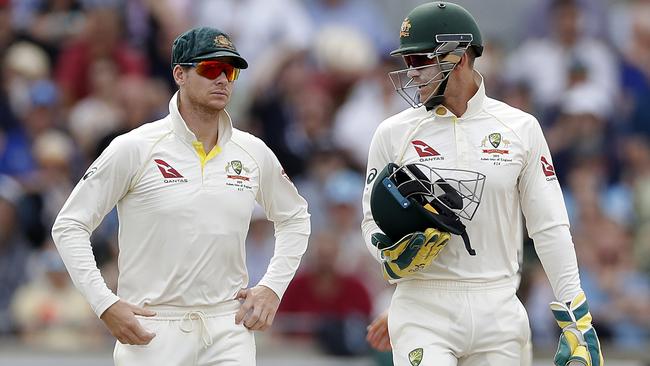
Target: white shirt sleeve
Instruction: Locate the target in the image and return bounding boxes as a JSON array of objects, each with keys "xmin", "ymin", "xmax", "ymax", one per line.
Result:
[
  {"xmin": 361, "ymin": 123, "xmax": 392, "ymax": 263},
  {"xmin": 518, "ymin": 118, "xmax": 582, "ymax": 303},
  {"xmin": 52, "ymin": 135, "xmax": 139, "ymax": 317},
  {"xmin": 255, "ymin": 145, "xmax": 310, "ymax": 299}
]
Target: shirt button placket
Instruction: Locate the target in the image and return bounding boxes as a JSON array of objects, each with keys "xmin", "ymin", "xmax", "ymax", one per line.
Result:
[{"xmin": 454, "ymin": 118, "xmax": 470, "ymax": 169}]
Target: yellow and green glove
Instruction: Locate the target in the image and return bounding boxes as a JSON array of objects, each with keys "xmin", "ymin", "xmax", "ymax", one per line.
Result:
[
  {"xmin": 371, "ymin": 228, "xmax": 450, "ymax": 280},
  {"xmin": 550, "ymin": 292, "xmax": 604, "ymax": 366}
]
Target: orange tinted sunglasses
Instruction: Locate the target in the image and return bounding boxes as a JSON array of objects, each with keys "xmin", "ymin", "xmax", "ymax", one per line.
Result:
[
  {"xmin": 177, "ymin": 60, "xmax": 240, "ymax": 81},
  {"xmin": 403, "ymin": 54, "xmax": 437, "ymax": 68}
]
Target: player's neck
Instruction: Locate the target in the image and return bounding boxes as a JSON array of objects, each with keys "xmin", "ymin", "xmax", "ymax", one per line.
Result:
[
  {"xmin": 443, "ymin": 77, "xmax": 479, "ymax": 117},
  {"xmin": 178, "ymin": 95, "xmax": 220, "ymax": 152}
]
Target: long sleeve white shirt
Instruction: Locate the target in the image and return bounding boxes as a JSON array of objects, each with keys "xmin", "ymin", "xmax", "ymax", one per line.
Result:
[
  {"xmin": 361, "ymin": 73, "xmax": 581, "ymax": 303},
  {"xmin": 52, "ymin": 92, "xmax": 311, "ymax": 317}
]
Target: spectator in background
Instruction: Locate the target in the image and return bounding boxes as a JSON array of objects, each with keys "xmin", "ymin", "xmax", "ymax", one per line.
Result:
[
  {"xmin": 619, "ymin": 1, "xmax": 650, "ymax": 139},
  {"xmin": 545, "ymin": 86, "xmax": 611, "ymax": 184},
  {"xmin": 23, "ymin": 0, "xmax": 85, "ymax": 61},
  {"xmin": 523, "ymin": 263, "xmax": 557, "ymax": 347},
  {"xmin": 124, "ymin": 0, "xmax": 190, "ymax": 89},
  {"xmin": 55, "ymin": 4, "xmax": 147, "ymax": 107},
  {"xmin": 0, "ymin": 0, "xmax": 14, "ymax": 57},
  {"xmin": 473, "ymin": 39, "xmax": 508, "ymax": 96},
  {"xmin": 563, "ymin": 159, "xmax": 634, "ymax": 233},
  {"xmin": 311, "ymin": 24, "xmax": 378, "ymax": 101},
  {"xmin": 505, "ymin": 0, "xmax": 618, "ymax": 120},
  {"xmin": 303, "ymin": 0, "xmax": 393, "ymax": 54},
  {"xmin": 332, "ymin": 56, "xmax": 403, "ymax": 167},
  {"xmin": 22, "ymin": 130, "xmax": 76, "ymax": 242},
  {"xmin": 293, "ymin": 148, "xmax": 352, "ymax": 231},
  {"xmin": 248, "ymin": 50, "xmax": 315, "ymax": 177},
  {"xmin": 2, "ymin": 41, "xmax": 50, "ymax": 118},
  {"xmin": 279, "ymin": 232, "xmax": 372, "ymax": 356},
  {"xmin": 0, "ymin": 42, "xmax": 53, "ymax": 178},
  {"xmin": 576, "ymin": 217, "xmax": 650, "ymax": 349},
  {"xmin": 0, "ymin": 175, "xmax": 29, "ymax": 335},
  {"xmin": 500, "ymin": 81, "xmax": 535, "ymax": 115},
  {"xmin": 288, "ymin": 80, "xmax": 336, "ymax": 160},
  {"xmin": 66, "ymin": 58, "xmax": 123, "ymax": 165},
  {"xmin": 621, "ymin": 136, "xmax": 650, "ymax": 274},
  {"xmin": 520, "ymin": 0, "xmax": 609, "ymax": 40},
  {"xmin": 115, "ymin": 75, "xmax": 170, "ymax": 131},
  {"xmin": 11, "ymin": 247, "xmax": 104, "ymax": 350},
  {"xmin": 323, "ymin": 169, "xmax": 386, "ymax": 297}
]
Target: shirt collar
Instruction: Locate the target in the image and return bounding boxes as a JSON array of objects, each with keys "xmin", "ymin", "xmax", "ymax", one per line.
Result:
[
  {"xmin": 168, "ymin": 91, "xmax": 233, "ymax": 147},
  {"xmin": 431, "ymin": 71, "xmax": 486, "ymax": 120}
]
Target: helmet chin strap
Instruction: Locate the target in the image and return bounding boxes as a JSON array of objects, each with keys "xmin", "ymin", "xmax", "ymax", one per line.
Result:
[
  {"xmin": 421, "ymin": 52, "xmax": 461, "ymax": 110},
  {"xmin": 422, "ymin": 77, "xmax": 449, "ymax": 110}
]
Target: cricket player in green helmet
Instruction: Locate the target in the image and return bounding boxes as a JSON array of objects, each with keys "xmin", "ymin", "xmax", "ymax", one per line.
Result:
[{"xmin": 362, "ymin": 3, "xmax": 604, "ymax": 366}]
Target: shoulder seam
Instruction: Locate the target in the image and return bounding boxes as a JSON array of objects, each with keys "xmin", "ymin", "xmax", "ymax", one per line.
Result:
[
  {"xmin": 481, "ymin": 109, "xmax": 528, "ymax": 147},
  {"xmin": 129, "ymin": 130, "xmax": 175, "ymax": 190},
  {"xmin": 230, "ymin": 135, "xmax": 265, "ymax": 202}
]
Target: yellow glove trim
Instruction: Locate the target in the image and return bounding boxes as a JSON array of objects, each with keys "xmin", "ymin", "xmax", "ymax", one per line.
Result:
[
  {"xmin": 550, "ymin": 292, "xmax": 604, "ymax": 366},
  {"xmin": 380, "ymin": 228, "xmax": 450, "ymax": 280}
]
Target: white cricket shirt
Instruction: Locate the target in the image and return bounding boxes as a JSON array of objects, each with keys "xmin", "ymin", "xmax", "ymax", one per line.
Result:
[
  {"xmin": 52, "ymin": 92, "xmax": 311, "ymax": 317},
  {"xmin": 362, "ymin": 73, "xmax": 581, "ymax": 302}
]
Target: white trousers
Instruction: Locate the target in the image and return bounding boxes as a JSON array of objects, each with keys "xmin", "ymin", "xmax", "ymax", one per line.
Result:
[
  {"xmin": 388, "ymin": 278, "xmax": 531, "ymax": 366},
  {"xmin": 113, "ymin": 300, "xmax": 255, "ymax": 366}
]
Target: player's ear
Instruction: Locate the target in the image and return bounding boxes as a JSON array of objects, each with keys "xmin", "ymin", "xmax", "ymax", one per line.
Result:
[
  {"xmin": 457, "ymin": 52, "xmax": 470, "ymax": 69},
  {"xmin": 173, "ymin": 65, "xmax": 186, "ymax": 86}
]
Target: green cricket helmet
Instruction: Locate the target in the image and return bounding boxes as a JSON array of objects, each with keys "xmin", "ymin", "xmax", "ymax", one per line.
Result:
[
  {"xmin": 370, "ymin": 163, "xmax": 485, "ymax": 255},
  {"xmin": 388, "ymin": 2, "xmax": 483, "ymax": 109}
]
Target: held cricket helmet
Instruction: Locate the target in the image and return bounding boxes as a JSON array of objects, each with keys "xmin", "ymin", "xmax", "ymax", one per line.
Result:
[
  {"xmin": 389, "ymin": 2, "xmax": 483, "ymax": 109},
  {"xmin": 370, "ymin": 163, "xmax": 485, "ymax": 255}
]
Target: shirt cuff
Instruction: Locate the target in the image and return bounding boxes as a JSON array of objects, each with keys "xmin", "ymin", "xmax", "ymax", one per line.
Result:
[{"xmin": 94, "ymin": 294, "xmax": 121, "ymax": 318}]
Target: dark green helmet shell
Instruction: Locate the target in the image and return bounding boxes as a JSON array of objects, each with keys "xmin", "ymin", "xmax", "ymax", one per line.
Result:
[
  {"xmin": 391, "ymin": 2, "xmax": 483, "ymax": 57},
  {"xmin": 370, "ymin": 163, "xmax": 466, "ymax": 242}
]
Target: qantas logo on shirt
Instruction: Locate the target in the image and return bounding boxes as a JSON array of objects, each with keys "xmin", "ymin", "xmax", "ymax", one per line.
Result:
[
  {"xmin": 411, "ymin": 140, "xmax": 444, "ymax": 161},
  {"xmin": 154, "ymin": 159, "xmax": 188, "ymax": 183},
  {"xmin": 411, "ymin": 140, "xmax": 439, "ymax": 157},
  {"xmin": 541, "ymin": 156, "xmax": 557, "ymax": 180}
]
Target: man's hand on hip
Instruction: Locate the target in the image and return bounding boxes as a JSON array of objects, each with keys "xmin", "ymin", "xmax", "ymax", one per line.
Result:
[
  {"xmin": 100, "ymin": 300, "xmax": 156, "ymax": 345},
  {"xmin": 235, "ymin": 285, "xmax": 280, "ymax": 331},
  {"xmin": 366, "ymin": 310, "xmax": 391, "ymax": 352}
]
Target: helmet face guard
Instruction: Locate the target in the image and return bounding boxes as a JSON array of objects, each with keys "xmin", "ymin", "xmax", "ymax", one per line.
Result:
[
  {"xmin": 371, "ymin": 163, "xmax": 486, "ymax": 255},
  {"xmin": 389, "ymin": 34, "xmax": 474, "ymax": 109}
]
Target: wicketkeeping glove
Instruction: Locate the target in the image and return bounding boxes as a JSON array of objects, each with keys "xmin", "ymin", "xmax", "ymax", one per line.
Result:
[
  {"xmin": 550, "ymin": 292, "xmax": 604, "ymax": 366},
  {"xmin": 371, "ymin": 228, "xmax": 450, "ymax": 280}
]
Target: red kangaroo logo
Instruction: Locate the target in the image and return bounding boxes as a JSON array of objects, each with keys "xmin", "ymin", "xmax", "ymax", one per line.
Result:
[
  {"xmin": 411, "ymin": 140, "xmax": 440, "ymax": 157},
  {"xmin": 154, "ymin": 159, "xmax": 184, "ymax": 179},
  {"xmin": 541, "ymin": 156, "xmax": 555, "ymax": 177}
]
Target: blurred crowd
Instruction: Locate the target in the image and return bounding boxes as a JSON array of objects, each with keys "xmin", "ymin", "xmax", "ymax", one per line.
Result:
[{"xmin": 0, "ymin": 0, "xmax": 649, "ymax": 359}]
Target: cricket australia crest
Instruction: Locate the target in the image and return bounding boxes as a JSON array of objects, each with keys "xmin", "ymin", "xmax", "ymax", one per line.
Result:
[
  {"xmin": 480, "ymin": 132, "xmax": 513, "ymax": 165},
  {"xmin": 408, "ymin": 348, "xmax": 423, "ymax": 366},
  {"xmin": 231, "ymin": 160, "xmax": 243, "ymax": 174},
  {"xmin": 214, "ymin": 34, "xmax": 235, "ymax": 50},
  {"xmin": 225, "ymin": 160, "xmax": 253, "ymax": 191},
  {"xmin": 400, "ymin": 18, "xmax": 411, "ymax": 37},
  {"xmin": 489, "ymin": 132, "xmax": 501, "ymax": 148}
]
